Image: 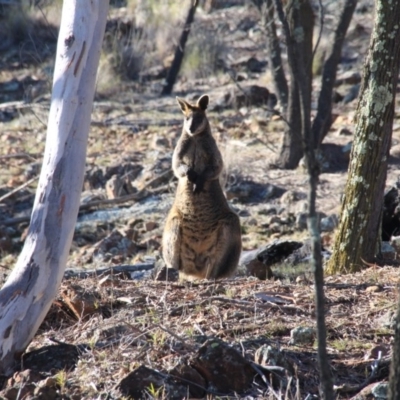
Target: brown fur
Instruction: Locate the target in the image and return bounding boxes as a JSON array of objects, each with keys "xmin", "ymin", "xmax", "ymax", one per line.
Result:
[{"xmin": 162, "ymin": 95, "xmax": 242, "ymax": 280}]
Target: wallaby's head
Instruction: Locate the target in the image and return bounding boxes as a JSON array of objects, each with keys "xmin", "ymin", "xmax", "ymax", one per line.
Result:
[{"xmin": 176, "ymin": 94, "xmax": 209, "ymax": 136}]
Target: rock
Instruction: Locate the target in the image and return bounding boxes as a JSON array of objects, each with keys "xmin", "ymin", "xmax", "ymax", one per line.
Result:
[
  {"xmin": 350, "ymin": 381, "xmax": 388, "ymax": 400},
  {"xmin": 33, "ymin": 377, "xmax": 60, "ymax": 400},
  {"xmin": 169, "ymin": 363, "xmax": 206, "ymax": 398},
  {"xmin": 106, "ymin": 174, "xmax": 127, "ymax": 199},
  {"xmin": 335, "ymin": 71, "xmax": 362, "ymax": 86},
  {"xmin": 117, "ymin": 365, "xmax": 188, "ymax": 400},
  {"xmin": 3, "ymin": 369, "xmax": 46, "ymax": 398},
  {"xmin": 0, "ymin": 229, "xmax": 13, "ymax": 252},
  {"xmin": 24, "ymin": 162, "xmax": 41, "ymax": 180},
  {"xmin": 239, "ymin": 252, "xmax": 274, "ymax": 280},
  {"xmin": 153, "ymin": 260, "xmax": 179, "ymax": 282},
  {"xmin": 289, "ymin": 326, "xmax": 316, "ymax": 345},
  {"xmin": 343, "ymin": 84, "xmax": 360, "ymax": 104},
  {"xmin": 190, "ymin": 338, "xmax": 255, "ymax": 393},
  {"xmin": 234, "ymin": 85, "xmax": 270, "ymax": 108},
  {"xmin": 84, "ymin": 166, "xmax": 104, "ymax": 190},
  {"xmin": 332, "ymin": 90, "xmax": 344, "ymax": 103},
  {"xmin": 382, "ymin": 186, "xmax": 400, "ymax": 241},
  {"xmin": 295, "ymin": 213, "xmax": 308, "ymax": 231},
  {"xmin": 284, "ymin": 238, "xmax": 331, "ymax": 265},
  {"xmin": 230, "ymin": 56, "xmax": 268, "ymax": 73},
  {"xmin": 239, "ymin": 240, "xmax": 303, "ymax": 280},
  {"xmin": 296, "ymin": 212, "xmax": 327, "ymax": 231},
  {"xmin": 139, "ymin": 237, "xmax": 161, "ymax": 251},
  {"xmin": 371, "ymin": 382, "xmax": 388, "ymax": 400},
  {"xmin": 145, "ymin": 221, "xmax": 158, "ymax": 232},
  {"xmin": 390, "ymin": 235, "xmax": 400, "ymax": 254},
  {"xmin": 104, "ymin": 162, "xmax": 143, "ymax": 183},
  {"xmin": 1, "ymin": 384, "xmax": 36, "ymax": 400},
  {"xmin": 151, "ymin": 135, "xmax": 169, "ymax": 149},
  {"xmin": 320, "ymin": 214, "xmax": 339, "ymax": 232},
  {"xmin": 60, "ymin": 283, "xmax": 100, "ymax": 319},
  {"xmin": 280, "ymin": 190, "xmax": 306, "ymax": 207},
  {"xmin": 298, "ymin": 149, "xmax": 330, "ymax": 173},
  {"xmin": 98, "ymin": 274, "xmax": 121, "ymax": 287},
  {"xmin": 254, "ymin": 345, "xmax": 294, "ymax": 376},
  {"xmin": 84, "ymin": 229, "xmax": 139, "ymax": 263},
  {"xmin": 0, "ymin": 386, "xmax": 19, "ymax": 400},
  {"xmin": 337, "ymin": 127, "xmax": 353, "ymax": 136},
  {"xmin": 22, "ymin": 343, "xmax": 80, "ymax": 373},
  {"xmin": 375, "ymin": 310, "xmax": 396, "ymax": 330},
  {"xmin": 226, "ymin": 179, "xmax": 284, "ymax": 203},
  {"xmin": 294, "ymin": 200, "xmax": 308, "ymax": 214},
  {"xmin": 342, "ymin": 141, "xmax": 352, "ymax": 160},
  {"xmin": 140, "ymin": 65, "xmax": 168, "ymax": 81},
  {"xmin": 365, "ymin": 285, "xmax": 383, "ymax": 293},
  {"xmin": 363, "ymin": 344, "xmax": 390, "ymax": 361},
  {"xmin": 380, "ymin": 241, "xmax": 396, "ymax": 260},
  {"xmin": 215, "ymin": 85, "xmax": 274, "ymax": 110}
]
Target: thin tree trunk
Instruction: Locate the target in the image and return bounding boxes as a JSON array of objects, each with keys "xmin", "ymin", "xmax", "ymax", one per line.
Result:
[
  {"xmin": 161, "ymin": 0, "xmax": 199, "ymax": 96},
  {"xmin": 274, "ymin": 1, "xmax": 334, "ymax": 398},
  {"xmin": 0, "ymin": 0, "xmax": 108, "ymax": 375},
  {"xmin": 260, "ymin": 0, "xmax": 288, "ymax": 109},
  {"xmin": 277, "ymin": 80, "xmax": 303, "ymax": 168},
  {"xmin": 389, "ymin": 288, "xmax": 400, "ymax": 399},
  {"xmin": 312, "ymin": 0, "xmax": 358, "ymax": 147},
  {"xmin": 326, "ymin": 0, "xmax": 400, "ymax": 275}
]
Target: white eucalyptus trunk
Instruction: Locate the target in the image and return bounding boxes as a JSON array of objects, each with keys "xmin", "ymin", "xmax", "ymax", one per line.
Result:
[{"xmin": 0, "ymin": 0, "xmax": 109, "ymax": 375}]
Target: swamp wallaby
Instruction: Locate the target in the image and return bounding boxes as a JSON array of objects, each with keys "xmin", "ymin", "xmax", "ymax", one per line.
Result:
[{"xmin": 162, "ymin": 94, "xmax": 242, "ymax": 280}]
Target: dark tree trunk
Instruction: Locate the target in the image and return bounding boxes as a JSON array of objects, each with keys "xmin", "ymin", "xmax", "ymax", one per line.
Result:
[
  {"xmin": 327, "ymin": 0, "xmax": 400, "ymax": 274},
  {"xmin": 260, "ymin": 0, "xmax": 288, "ymax": 109},
  {"xmin": 276, "ymin": 0, "xmax": 314, "ymax": 169},
  {"xmin": 312, "ymin": 0, "xmax": 358, "ymax": 147},
  {"xmin": 161, "ymin": 0, "xmax": 199, "ymax": 96}
]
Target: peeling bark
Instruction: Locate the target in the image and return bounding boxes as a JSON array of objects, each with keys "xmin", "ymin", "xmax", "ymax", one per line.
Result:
[
  {"xmin": 0, "ymin": 0, "xmax": 109, "ymax": 375},
  {"xmin": 326, "ymin": 0, "xmax": 400, "ymax": 274}
]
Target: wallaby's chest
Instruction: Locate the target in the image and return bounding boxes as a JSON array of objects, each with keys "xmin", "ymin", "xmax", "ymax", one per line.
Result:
[
  {"xmin": 180, "ymin": 137, "xmax": 218, "ymax": 171},
  {"xmin": 174, "ymin": 181, "xmax": 227, "ymax": 224}
]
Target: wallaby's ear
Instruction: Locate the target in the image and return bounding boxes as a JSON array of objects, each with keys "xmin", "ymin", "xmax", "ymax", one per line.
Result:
[
  {"xmin": 197, "ymin": 94, "xmax": 209, "ymax": 111},
  {"xmin": 176, "ymin": 97, "xmax": 191, "ymax": 114}
]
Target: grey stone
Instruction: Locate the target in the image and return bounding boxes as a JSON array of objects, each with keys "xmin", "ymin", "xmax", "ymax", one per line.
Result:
[
  {"xmin": 289, "ymin": 326, "xmax": 316, "ymax": 345},
  {"xmin": 380, "ymin": 241, "xmax": 396, "ymax": 260},
  {"xmin": 371, "ymin": 382, "xmax": 388, "ymax": 399},
  {"xmin": 320, "ymin": 214, "xmax": 339, "ymax": 232}
]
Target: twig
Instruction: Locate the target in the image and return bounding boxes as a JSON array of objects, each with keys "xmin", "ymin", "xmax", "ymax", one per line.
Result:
[
  {"xmin": 0, "ymin": 170, "xmax": 173, "ymax": 227},
  {"xmin": 311, "ymin": 0, "xmax": 325, "ymax": 71},
  {"xmin": 64, "ymin": 263, "xmax": 154, "ymax": 279},
  {"xmin": 169, "ymin": 295, "xmax": 306, "ymax": 316},
  {"xmin": 0, "ymin": 152, "xmax": 38, "ymax": 160},
  {"xmin": 334, "ymin": 355, "xmax": 391, "ymax": 395},
  {"xmin": 0, "ymin": 176, "xmax": 38, "ymax": 203},
  {"xmin": 156, "ymin": 324, "xmax": 196, "ymax": 351},
  {"xmin": 78, "ymin": 169, "xmax": 173, "ymax": 211}
]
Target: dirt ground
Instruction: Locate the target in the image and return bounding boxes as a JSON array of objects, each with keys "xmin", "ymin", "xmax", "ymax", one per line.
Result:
[{"xmin": 1, "ymin": 0, "xmax": 400, "ymax": 398}]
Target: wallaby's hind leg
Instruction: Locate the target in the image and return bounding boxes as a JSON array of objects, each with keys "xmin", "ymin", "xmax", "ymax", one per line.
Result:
[
  {"xmin": 207, "ymin": 213, "xmax": 242, "ymax": 279},
  {"xmin": 162, "ymin": 215, "xmax": 182, "ymax": 270}
]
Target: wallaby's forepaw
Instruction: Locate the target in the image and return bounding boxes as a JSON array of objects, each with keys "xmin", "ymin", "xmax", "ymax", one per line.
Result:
[
  {"xmin": 193, "ymin": 177, "xmax": 205, "ymax": 194},
  {"xmin": 187, "ymin": 169, "xmax": 198, "ymax": 183}
]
